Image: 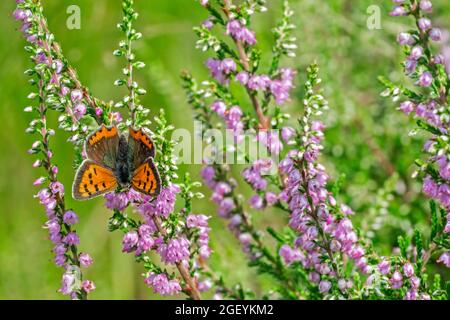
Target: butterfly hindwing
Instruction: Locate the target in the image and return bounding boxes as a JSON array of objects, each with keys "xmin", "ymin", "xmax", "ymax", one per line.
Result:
[
  {"xmin": 72, "ymin": 160, "xmax": 118, "ymax": 200},
  {"xmin": 85, "ymin": 125, "xmax": 120, "ymax": 169},
  {"xmin": 128, "ymin": 127, "xmax": 155, "ymax": 171},
  {"xmin": 131, "ymin": 157, "xmax": 161, "ymax": 196}
]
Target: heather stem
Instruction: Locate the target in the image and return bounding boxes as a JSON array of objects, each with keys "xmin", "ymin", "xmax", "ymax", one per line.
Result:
[
  {"xmin": 222, "ymin": 0, "xmax": 270, "ymax": 129},
  {"xmin": 152, "ymin": 216, "xmax": 202, "ymax": 300},
  {"xmin": 37, "ymin": 77, "xmax": 87, "ymax": 300},
  {"xmin": 37, "ymin": 13, "xmax": 105, "ymax": 125}
]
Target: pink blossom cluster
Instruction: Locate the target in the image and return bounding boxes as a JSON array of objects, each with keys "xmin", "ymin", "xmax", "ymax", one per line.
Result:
[{"xmin": 236, "ymin": 68, "xmax": 296, "ymax": 105}]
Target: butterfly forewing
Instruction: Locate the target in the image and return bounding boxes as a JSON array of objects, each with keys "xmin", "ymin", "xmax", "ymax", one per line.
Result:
[
  {"xmin": 85, "ymin": 125, "xmax": 120, "ymax": 169},
  {"xmin": 131, "ymin": 157, "xmax": 161, "ymax": 196},
  {"xmin": 73, "ymin": 160, "xmax": 118, "ymax": 200},
  {"xmin": 128, "ymin": 127, "xmax": 155, "ymax": 171}
]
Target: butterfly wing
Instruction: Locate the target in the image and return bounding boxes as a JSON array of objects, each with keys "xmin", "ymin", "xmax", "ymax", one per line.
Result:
[
  {"xmin": 85, "ymin": 125, "xmax": 120, "ymax": 169},
  {"xmin": 128, "ymin": 127, "xmax": 155, "ymax": 171},
  {"xmin": 131, "ymin": 157, "xmax": 161, "ymax": 196},
  {"xmin": 72, "ymin": 160, "xmax": 118, "ymax": 200}
]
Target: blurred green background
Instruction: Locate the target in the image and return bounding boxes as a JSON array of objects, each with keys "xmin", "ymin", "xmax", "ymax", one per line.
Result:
[{"xmin": 1, "ymin": 0, "xmax": 449, "ymax": 299}]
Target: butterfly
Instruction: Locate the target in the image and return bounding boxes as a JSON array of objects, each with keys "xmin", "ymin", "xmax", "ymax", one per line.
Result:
[{"xmin": 72, "ymin": 125, "xmax": 161, "ymax": 200}]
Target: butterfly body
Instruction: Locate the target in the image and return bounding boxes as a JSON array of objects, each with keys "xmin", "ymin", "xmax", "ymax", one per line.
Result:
[
  {"xmin": 115, "ymin": 135, "xmax": 132, "ymax": 187},
  {"xmin": 72, "ymin": 125, "xmax": 161, "ymax": 200}
]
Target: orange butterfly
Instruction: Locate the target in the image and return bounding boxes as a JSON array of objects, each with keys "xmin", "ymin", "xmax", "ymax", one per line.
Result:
[{"xmin": 72, "ymin": 125, "xmax": 161, "ymax": 200}]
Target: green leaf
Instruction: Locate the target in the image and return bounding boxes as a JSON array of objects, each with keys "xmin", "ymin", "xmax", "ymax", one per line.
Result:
[
  {"xmin": 266, "ymin": 227, "xmax": 285, "ymax": 243},
  {"xmin": 414, "ymin": 229, "xmax": 423, "ymax": 269},
  {"xmin": 398, "ymin": 235, "xmax": 409, "ymax": 259},
  {"xmin": 430, "ymin": 200, "xmax": 439, "ymax": 239},
  {"xmin": 446, "ymin": 281, "xmax": 450, "ymax": 299},
  {"xmin": 416, "ymin": 119, "xmax": 441, "ymax": 135}
]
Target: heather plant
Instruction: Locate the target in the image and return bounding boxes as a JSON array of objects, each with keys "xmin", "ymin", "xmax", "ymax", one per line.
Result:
[
  {"xmin": 15, "ymin": 0, "xmax": 212, "ymax": 300},
  {"xmin": 381, "ymin": 0, "xmax": 450, "ymax": 268},
  {"xmin": 12, "ymin": 0, "xmax": 449, "ymax": 300}
]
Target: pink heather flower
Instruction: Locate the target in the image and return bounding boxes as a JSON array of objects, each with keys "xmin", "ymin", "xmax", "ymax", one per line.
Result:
[
  {"xmin": 281, "ymin": 127, "xmax": 296, "ymax": 143},
  {"xmin": 410, "ymin": 276, "xmax": 420, "ymax": 289},
  {"xmin": 13, "ymin": 9, "xmax": 29, "ymax": 21},
  {"xmin": 137, "ymin": 185, "xmax": 179, "ymax": 218},
  {"xmin": 340, "ymin": 203, "xmax": 354, "ymax": 215},
  {"xmin": 145, "ymin": 273, "xmax": 182, "ymax": 296},
  {"xmin": 419, "ymin": 0, "xmax": 433, "ymax": 12},
  {"xmin": 95, "ymin": 107, "xmax": 103, "ymax": 116},
  {"xmin": 104, "ymin": 191, "xmax": 133, "ymax": 212},
  {"xmin": 397, "ymin": 32, "xmax": 414, "ymax": 46},
  {"xmin": 206, "ymin": 58, "xmax": 228, "ymax": 85},
  {"xmin": 199, "ymin": 0, "xmax": 209, "ymax": 6},
  {"xmin": 410, "ymin": 46, "xmax": 423, "ymax": 60},
  {"xmin": 403, "ymin": 263, "xmax": 414, "ymax": 278},
  {"xmin": 240, "ymin": 28, "xmax": 257, "ymax": 45},
  {"xmin": 279, "ymin": 244, "xmax": 302, "ymax": 265},
  {"xmin": 110, "ymin": 111, "xmax": 123, "ymax": 123},
  {"xmin": 399, "ymin": 101, "xmax": 415, "ymax": 114},
  {"xmin": 418, "ymin": 71, "xmax": 433, "ymax": 87},
  {"xmin": 390, "ymin": 6, "xmax": 407, "ymax": 16},
  {"xmin": 35, "ymin": 52, "xmax": 48, "ymax": 64},
  {"xmin": 54, "ymin": 60, "xmax": 64, "ymax": 74},
  {"xmin": 309, "ymin": 272, "xmax": 320, "ymax": 284},
  {"xmin": 210, "ymin": 101, "xmax": 227, "ymax": 117},
  {"xmin": 405, "ymin": 289, "xmax": 418, "ymax": 300},
  {"xmin": 61, "ymin": 86, "xmax": 70, "ymax": 96},
  {"xmin": 437, "ymin": 252, "xmax": 450, "ymax": 267},
  {"xmin": 54, "ymin": 255, "xmax": 66, "ymax": 267},
  {"xmin": 418, "ymin": 18, "xmax": 432, "ymax": 31},
  {"xmin": 221, "ymin": 58, "xmax": 236, "ymax": 74},
  {"xmin": 73, "ymin": 103, "xmax": 87, "ymax": 120},
  {"xmin": 390, "ymin": 271, "xmax": 403, "ymax": 289},
  {"xmin": 265, "ymin": 192, "xmax": 278, "ymax": 206},
  {"xmin": 218, "ymin": 198, "xmax": 235, "ymax": 217},
  {"xmin": 238, "ymin": 233, "xmax": 252, "ymax": 246},
  {"xmin": 202, "ymin": 18, "xmax": 213, "ymax": 30},
  {"xmin": 225, "ymin": 106, "xmax": 244, "ymax": 133},
  {"xmin": 445, "ymin": 221, "xmax": 450, "ymax": 234},
  {"xmin": 186, "ymin": 214, "xmax": 209, "ymax": 228},
  {"xmin": 33, "ymin": 177, "xmax": 46, "ymax": 186},
  {"xmin": 63, "ymin": 210, "xmax": 78, "ymax": 225},
  {"xmin": 429, "ymin": 28, "xmax": 442, "ymax": 42},
  {"xmin": 405, "ymin": 58, "xmax": 417, "ymax": 74},
  {"xmin": 60, "ymin": 273, "xmax": 76, "ymax": 295},
  {"xmin": 257, "ymin": 130, "xmax": 283, "ymax": 155},
  {"xmin": 79, "ymin": 252, "xmax": 93, "ymax": 267},
  {"xmin": 423, "ymin": 176, "xmax": 439, "ymax": 198},
  {"xmin": 198, "ymin": 279, "xmax": 212, "ymax": 292},
  {"xmin": 226, "ymin": 20, "xmax": 256, "ymax": 45},
  {"xmin": 70, "ymin": 89, "xmax": 83, "ymax": 102},
  {"xmin": 136, "ymin": 224, "xmax": 155, "ymax": 255},
  {"xmin": 122, "ymin": 231, "xmax": 139, "ymax": 253},
  {"xmin": 82, "ymin": 280, "xmax": 96, "ymax": 293},
  {"xmin": 226, "ymin": 20, "xmax": 241, "ymax": 36},
  {"xmin": 378, "ymin": 259, "xmax": 391, "ymax": 275},
  {"xmin": 247, "ymin": 75, "xmax": 270, "ymax": 90},
  {"xmin": 270, "ymin": 68, "xmax": 296, "ymax": 105},
  {"xmin": 438, "ymin": 160, "xmax": 450, "ymax": 181},
  {"xmin": 249, "ymin": 194, "xmax": 265, "ymax": 209},
  {"xmin": 319, "ymin": 280, "xmax": 332, "ymax": 293},
  {"xmin": 236, "ymin": 71, "xmax": 249, "ymax": 85},
  {"xmin": 49, "ymin": 181, "xmax": 64, "ymax": 195},
  {"xmin": 201, "ymin": 166, "xmax": 216, "ymax": 188},
  {"xmin": 53, "ymin": 244, "xmax": 66, "ymax": 255},
  {"xmin": 158, "ymin": 237, "xmax": 190, "ymax": 264},
  {"xmin": 32, "ymin": 159, "xmax": 42, "ymax": 168},
  {"xmin": 63, "ymin": 232, "xmax": 80, "ymax": 246}
]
